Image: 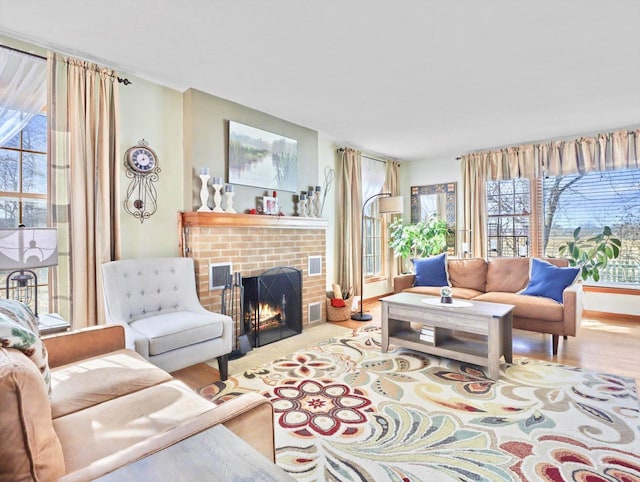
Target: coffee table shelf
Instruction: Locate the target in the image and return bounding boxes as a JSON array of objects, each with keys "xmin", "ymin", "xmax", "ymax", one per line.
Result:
[{"xmin": 381, "ymin": 292, "xmax": 514, "ymax": 379}]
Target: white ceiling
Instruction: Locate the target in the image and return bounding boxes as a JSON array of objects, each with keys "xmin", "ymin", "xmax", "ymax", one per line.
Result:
[{"xmin": 1, "ymin": 0, "xmax": 638, "ymax": 162}]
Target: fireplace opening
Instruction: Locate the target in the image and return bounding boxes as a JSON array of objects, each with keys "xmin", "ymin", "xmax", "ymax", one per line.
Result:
[{"xmin": 243, "ymin": 266, "xmax": 302, "ymax": 347}]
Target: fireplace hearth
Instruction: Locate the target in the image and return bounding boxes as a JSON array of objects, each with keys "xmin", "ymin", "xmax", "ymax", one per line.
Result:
[{"xmin": 243, "ymin": 266, "xmax": 302, "ymax": 347}]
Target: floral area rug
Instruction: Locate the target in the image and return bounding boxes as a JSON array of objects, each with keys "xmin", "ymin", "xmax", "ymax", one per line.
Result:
[{"xmin": 200, "ymin": 328, "xmax": 640, "ymax": 481}]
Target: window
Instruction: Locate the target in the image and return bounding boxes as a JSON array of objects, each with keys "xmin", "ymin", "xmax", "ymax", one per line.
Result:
[
  {"xmin": 486, "ymin": 169, "xmax": 640, "ymax": 283},
  {"xmin": 0, "ymin": 113, "xmax": 49, "ymax": 311},
  {"xmin": 486, "ymin": 178, "xmax": 531, "ymax": 257},
  {"xmin": 0, "ymin": 113, "xmax": 48, "ymax": 227},
  {"xmin": 364, "ymin": 204, "xmax": 384, "ymax": 278},
  {"xmin": 542, "ymin": 170, "xmax": 640, "ymax": 283},
  {"xmin": 361, "ymin": 157, "xmax": 387, "ymax": 280}
]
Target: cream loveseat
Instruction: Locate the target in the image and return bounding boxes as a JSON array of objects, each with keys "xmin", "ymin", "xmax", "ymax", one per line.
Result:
[
  {"xmin": 394, "ymin": 257, "xmax": 582, "ymax": 354},
  {"xmin": 0, "ymin": 313, "xmax": 275, "ymax": 481}
]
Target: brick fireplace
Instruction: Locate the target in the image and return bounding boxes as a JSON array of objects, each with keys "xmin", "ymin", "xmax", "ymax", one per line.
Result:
[{"xmin": 179, "ymin": 212, "xmax": 328, "ymax": 328}]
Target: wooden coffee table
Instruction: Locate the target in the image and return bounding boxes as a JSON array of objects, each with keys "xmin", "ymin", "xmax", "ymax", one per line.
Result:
[{"xmin": 381, "ymin": 292, "xmax": 514, "ymax": 379}]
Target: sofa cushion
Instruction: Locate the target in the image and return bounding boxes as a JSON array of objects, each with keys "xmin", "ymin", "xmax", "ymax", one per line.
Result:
[
  {"xmin": 520, "ymin": 258, "xmax": 579, "ymax": 303},
  {"xmin": 53, "ymin": 379, "xmax": 217, "ymax": 476},
  {"xmin": 447, "ymin": 258, "xmax": 488, "ymax": 292},
  {"xmin": 413, "ymin": 253, "xmax": 450, "ymax": 287},
  {"xmin": 0, "ymin": 348, "xmax": 65, "ymax": 481},
  {"xmin": 473, "ymin": 292, "xmax": 564, "ymax": 322},
  {"xmin": 0, "ymin": 299, "xmax": 51, "ymax": 394},
  {"xmin": 130, "ymin": 311, "xmax": 225, "ymax": 356},
  {"xmin": 50, "ymin": 349, "xmax": 173, "ymax": 419},
  {"xmin": 485, "ymin": 257, "xmax": 531, "ymax": 293}
]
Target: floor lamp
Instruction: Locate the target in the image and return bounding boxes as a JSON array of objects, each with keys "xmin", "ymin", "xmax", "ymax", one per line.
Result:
[
  {"xmin": 351, "ymin": 193, "xmax": 404, "ymax": 321},
  {"xmin": 0, "ymin": 226, "xmax": 58, "ymax": 317}
]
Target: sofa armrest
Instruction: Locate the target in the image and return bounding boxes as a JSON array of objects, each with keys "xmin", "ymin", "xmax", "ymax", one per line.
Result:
[
  {"xmin": 393, "ymin": 274, "xmax": 415, "ymax": 293},
  {"xmin": 562, "ymin": 283, "xmax": 583, "ymax": 337},
  {"xmin": 43, "ymin": 325, "xmax": 126, "ymax": 369},
  {"xmin": 57, "ymin": 393, "xmax": 275, "ymax": 482}
]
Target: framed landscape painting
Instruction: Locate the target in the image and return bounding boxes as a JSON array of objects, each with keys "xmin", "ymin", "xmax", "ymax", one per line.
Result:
[{"xmin": 228, "ymin": 121, "xmax": 298, "ymax": 192}]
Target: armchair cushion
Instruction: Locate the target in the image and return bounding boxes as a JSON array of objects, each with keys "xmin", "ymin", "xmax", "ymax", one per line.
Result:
[
  {"xmin": 413, "ymin": 253, "xmax": 450, "ymax": 287},
  {"xmin": 130, "ymin": 311, "xmax": 225, "ymax": 356},
  {"xmin": 520, "ymin": 258, "xmax": 580, "ymax": 303}
]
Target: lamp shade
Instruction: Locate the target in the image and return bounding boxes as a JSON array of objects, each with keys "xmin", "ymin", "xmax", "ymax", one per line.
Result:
[
  {"xmin": 378, "ymin": 196, "xmax": 404, "ymax": 214},
  {"xmin": 0, "ymin": 227, "xmax": 58, "ymax": 270}
]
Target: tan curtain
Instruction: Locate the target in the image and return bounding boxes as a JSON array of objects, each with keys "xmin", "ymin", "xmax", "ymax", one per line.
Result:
[
  {"xmin": 462, "ymin": 152, "xmax": 490, "ymax": 258},
  {"xmin": 384, "ymin": 160, "xmax": 401, "ymax": 279},
  {"xmin": 337, "ymin": 148, "xmax": 362, "ymax": 297},
  {"xmin": 47, "ymin": 53, "xmax": 120, "ymax": 328}
]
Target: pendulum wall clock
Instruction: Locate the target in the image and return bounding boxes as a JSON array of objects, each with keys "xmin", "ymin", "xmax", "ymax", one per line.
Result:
[{"xmin": 123, "ymin": 139, "xmax": 160, "ymax": 223}]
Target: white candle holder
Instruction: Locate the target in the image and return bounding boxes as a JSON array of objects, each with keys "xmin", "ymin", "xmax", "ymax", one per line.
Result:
[
  {"xmin": 300, "ymin": 198, "xmax": 308, "ymax": 217},
  {"xmin": 212, "ymin": 183, "xmax": 224, "ymax": 212},
  {"xmin": 197, "ymin": 175, "xmax": 212, "ymax": 212},
  {"xmin": 224, "ymin": 191, "xmax": 236, "ymax": 213},
  {"xmin": 307, "ymin": 193, "xmax": 316, "ymax": 218}
]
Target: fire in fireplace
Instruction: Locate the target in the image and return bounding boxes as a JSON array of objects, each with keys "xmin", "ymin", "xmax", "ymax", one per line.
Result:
[{"xmin": 243, "ymin": 266, "xmax": 302, "ymax": 347}]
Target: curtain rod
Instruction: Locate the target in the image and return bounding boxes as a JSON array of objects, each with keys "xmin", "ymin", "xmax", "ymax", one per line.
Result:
[
  {"xmin": 1, "ymin": 43, "xmax": 45, "ymax": 60},
  {"xmin": 337, "ymin": 147, "xmax": 386, "ymax": 163},
  {"xmin": 1, "ymin": 43, "xmax": 132, "ymax": 86}
]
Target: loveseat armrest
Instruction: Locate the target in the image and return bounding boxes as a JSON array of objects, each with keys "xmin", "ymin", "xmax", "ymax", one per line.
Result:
[
  {"xmin": 562, "ymin": 283, "xmax": 583, "ymax": 337},
  {"xmin": 393, "ymin": 274, "xmax": 415, "ymax": 293},
  {"xmin": 216, "ymin": 393, "xmax": 276, "ymax": 462},
  {"xmin": 43, "ymin": 325, "xmax": 126, "ymax": 369},
  {"xmin": 57, "ymin": 393, "xmax": 275, "ymax": 482}
]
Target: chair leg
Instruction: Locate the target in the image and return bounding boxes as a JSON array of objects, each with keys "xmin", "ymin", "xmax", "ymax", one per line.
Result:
[
  {"xmin": 217, "ymin": 354, "xmax": 229, "ymax": 381},
  {"xmin": 552, "ymin": 335, "xmax": 559, "ymax": 355}
]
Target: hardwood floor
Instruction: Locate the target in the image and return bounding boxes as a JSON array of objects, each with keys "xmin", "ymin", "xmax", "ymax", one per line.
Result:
[{"xmin": 173, "ymin": 300, "xmax": 640, "ymax": 390}]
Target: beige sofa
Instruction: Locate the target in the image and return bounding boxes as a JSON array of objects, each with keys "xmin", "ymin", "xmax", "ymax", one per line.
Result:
[
  {"xmin": 393, "ymin": 257, "xmax": 581, "ymax": 354},
  {"xmin": 0, "ymin": 325, "xmax": 275, "ymax": 482}
]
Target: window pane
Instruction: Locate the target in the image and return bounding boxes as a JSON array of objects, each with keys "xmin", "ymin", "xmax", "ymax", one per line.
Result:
[
  {"xmin": 543, "ymin": 169, "xmax": 640, "ymax": 283},
  {"xmin": 0, "ymin": 198, "xmax": 19, "ymax": 226},
  {"xmin": 0, "ymin": 149, "xmax": 19, "ymax": 192},
  {"xmin": 22, "ymin": 153, "xmax": 47, "ymax": 194},
  {"xmin": 2, "ymin": 131, "xmax": 20, "ymax": 149},
  {"xmin": 21, "ymin": 199, "xmax": 47, "ymax": 227},
  {"xmin": 22, "ymin": 114, "xmax": 47, "ymax": 152},
  {"xmin": 486, "ymin": 179, "xmax": 532, "ymax": 258}
]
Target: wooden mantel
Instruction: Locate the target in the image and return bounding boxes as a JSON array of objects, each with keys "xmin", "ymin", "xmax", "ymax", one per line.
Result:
[{"xmin": 180, "ymin": 212, "xmax": 329, "ymax": 230}]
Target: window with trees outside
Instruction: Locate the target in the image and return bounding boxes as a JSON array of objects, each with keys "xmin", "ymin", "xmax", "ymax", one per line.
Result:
[
  {"xmin": 364, "ymin": 204, "xmax": 384, "ymax": 278},
  {"xmin": 486, "ymin": 168, "xmax": 640, "ymax": 284},
  {"xmin": 0, "ymin": 113, "xmax": 50, "ymax": 310},
  {"xmin": 361, "ymin": 156, "xmax": 388, "ymax": 281}
]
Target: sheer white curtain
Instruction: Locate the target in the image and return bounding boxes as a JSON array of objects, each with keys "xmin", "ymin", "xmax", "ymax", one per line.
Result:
[
  {"xmin": 0, "ymin": 48, "xmax": 46, "ymax": 146},
  {"xmin": 361, "ymin": 157, "xmax": 386, "ymax": 211}
]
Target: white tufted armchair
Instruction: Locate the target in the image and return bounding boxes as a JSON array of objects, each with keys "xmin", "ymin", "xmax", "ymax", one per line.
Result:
[{"xmin": 101, "ymin": 257, "xmax": 232, "ymax": 379}]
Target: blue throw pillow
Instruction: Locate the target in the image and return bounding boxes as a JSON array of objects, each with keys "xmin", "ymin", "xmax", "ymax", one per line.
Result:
[
  {"xmin": 521, "ymin": 258, "xmax": 579, "ymax": 303},
  {"xmin": 413, "ymin": 253, "xmax": 450, "ymax": 287}
]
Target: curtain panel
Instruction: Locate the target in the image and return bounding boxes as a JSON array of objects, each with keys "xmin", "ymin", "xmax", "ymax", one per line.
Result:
[
  {"xmin": 384, "ymin": 160, "xmax": 401, "ymax": 280},
  {"xmin": 461, "ymin": 128, "xmax": 640, "ymax": 258},
  {"xmin": 337, "ymin": 148, "xmax": 362, "ymax": 298},
  {"xmin": 47, "ymin": 53, "xmax": 121, "ymax": 328}
]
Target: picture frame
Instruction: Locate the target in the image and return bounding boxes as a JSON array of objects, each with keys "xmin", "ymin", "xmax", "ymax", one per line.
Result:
[
  {"xmin": 262, "ymin": 196, "xmax": 279, "ymax": 215},
  {"xmin": 228, "ymin": 121, "xmax": 298, "ymax": 192}
]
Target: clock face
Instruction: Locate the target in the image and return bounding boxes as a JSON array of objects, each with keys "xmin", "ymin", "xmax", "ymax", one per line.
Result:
[{"xmin": 126, "ymin": 146, "xmax": 157, "ymax": 173}]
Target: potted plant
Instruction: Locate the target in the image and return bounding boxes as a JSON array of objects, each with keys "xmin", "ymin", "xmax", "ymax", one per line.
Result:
[
  {"xmin": 557, "ymin": 226, "xmax": 622, "ymax": 282},
  {"xmin": 388, "ymin": 215, "xmax": 449, "ymax": 269}
]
